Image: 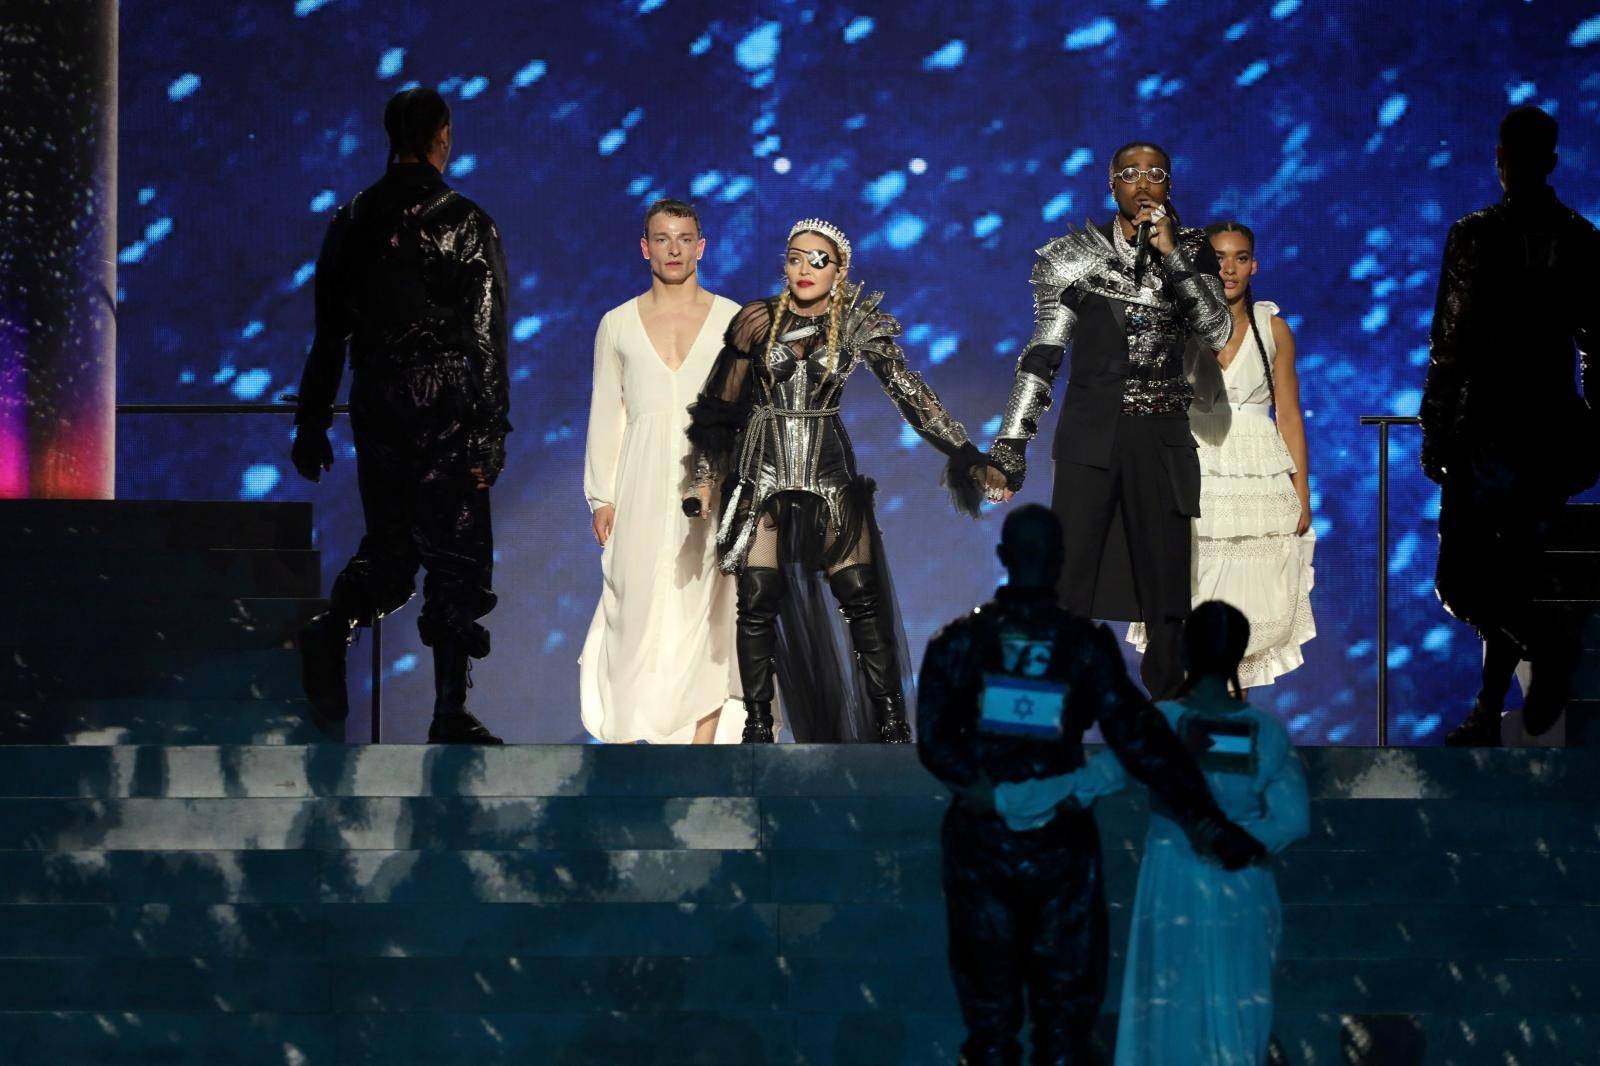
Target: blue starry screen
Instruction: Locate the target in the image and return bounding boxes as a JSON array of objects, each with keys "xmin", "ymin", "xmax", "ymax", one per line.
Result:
[{"xmin": 116, "ymin": 1, "xmax": 1600, "ymax": 743}]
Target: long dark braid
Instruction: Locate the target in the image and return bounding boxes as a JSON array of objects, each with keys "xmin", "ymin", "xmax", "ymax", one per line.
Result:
[
  {"xmin": 1243, "ymin": 284, "xmax": 1275, "ymax": 406},
  {"xmin": 1205, "ymin": 221, "xmax": 1275, "ymax": 407}
]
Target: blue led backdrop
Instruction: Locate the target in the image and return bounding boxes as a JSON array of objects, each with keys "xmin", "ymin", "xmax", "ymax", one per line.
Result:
[{"xmin": 115, "ymin": 1, "xmax": 1600, "ymax": 743}]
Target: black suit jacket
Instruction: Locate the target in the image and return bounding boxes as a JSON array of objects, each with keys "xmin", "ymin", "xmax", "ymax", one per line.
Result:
[{"xmin": 1026, "ymin": 222, "xmax": 1221, "ymax": 470}]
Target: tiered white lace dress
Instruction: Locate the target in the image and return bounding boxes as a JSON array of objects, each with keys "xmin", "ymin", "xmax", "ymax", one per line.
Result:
[{"xmin": 1131, "ymin": 301, "xmax": 1316, "ymax": 687}]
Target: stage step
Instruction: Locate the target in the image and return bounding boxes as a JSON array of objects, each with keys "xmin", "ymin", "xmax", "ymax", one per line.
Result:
[
  {"xmin": 0, "ymin": 548, "xmax": 322, "ymax": 602},
  {"xmin": 1549, "ymin": 502, "xmax": 1600, "ymax": 552},
  {"xmin": 0, "ymin": 700, "xmax": 332, "ymax": 746},
  {"xmin": 0, "ymin": 747, "xmax": 1595, "ymax": 1064},
  {"xmin": 0, "ymin": 597, "xmax": 320, "ymax": 652},
  {"xmin": 0, "ymin": 499, "xmax": 313, "ymax": 550},
  {"xmin": 1, "ymin": 647, "xmax": 304, "ymax": 701},
  {"xmin": 0, "ymin": 1009, "xmax": 1593, "ymax": 1066}
]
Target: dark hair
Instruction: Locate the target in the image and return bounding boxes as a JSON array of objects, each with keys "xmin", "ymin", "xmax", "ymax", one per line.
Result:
[
  {"xmin": 1000, "ymin": 503, "xmax": 1064, "ymax": 565},
  {"xmin": 1109, "ymin": 140, "xmax": 1172, "ymax": 172},
  {"xmin": 384, "ymin": 88, "xmax": 451, "ymax": 165},
  {"xmin": 1499, "ymin": 105, "xmax": 1558, "ymax": 174},
  {"xmin": 1177, "ymin": 600, "xmax": 1252, "ymax": 700},
  {"xmin": 643, "ymin": 198, "xmax": 702, "ymax": 238},
  {"xmin": 1204, "ymin": 220, "xmax": 1276, "ymax": 404}
]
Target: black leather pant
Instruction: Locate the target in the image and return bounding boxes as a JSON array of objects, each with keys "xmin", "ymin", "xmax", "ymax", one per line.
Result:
[
  {"xmin": 942, "ymin": 803, "xmax": 1108, "ymax": 1066},
  {"xmin": 331, "ymin": 366, "xmax": 495, "ymax": 654}
]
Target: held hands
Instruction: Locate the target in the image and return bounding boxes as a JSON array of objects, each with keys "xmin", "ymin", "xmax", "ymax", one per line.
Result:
[
  {"xmin": 592, "ymin": 504, "xmax": 615, "ymax": 547},
  {"xmin": 1131, "ymin": 201, "xmax": 1179, "ymax": 256},
  {"xmin": 1194, "ymin": 815, "xmax": 1269, "ymax": 871},
  {"xmin": 291, "ymin": 427, "xmax": 334, "ymax": 482},
  {"xmin": 978, "ymin": 464, "xmax": 1014, "ymax": 504}
]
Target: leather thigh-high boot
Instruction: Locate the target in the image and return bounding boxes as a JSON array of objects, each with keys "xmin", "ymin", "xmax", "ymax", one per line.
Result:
[
  {"xmin": 828, "ymin": 564, "xmax": 912, "ymax": 743},
  {"xmin": 736, "ymin": 567, "xmax": 785, "ymax": 742}
]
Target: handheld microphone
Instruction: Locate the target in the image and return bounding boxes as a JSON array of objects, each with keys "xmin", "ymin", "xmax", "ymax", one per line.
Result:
[{"xmin": 1133, "ymin": 220, "xmax": 1152, "ymax": 286}]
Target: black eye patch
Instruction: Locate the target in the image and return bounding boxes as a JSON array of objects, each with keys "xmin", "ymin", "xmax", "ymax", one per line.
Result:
[{"xmin": 803, "ymin": 249, "xmax": 832, "ymax": 269}]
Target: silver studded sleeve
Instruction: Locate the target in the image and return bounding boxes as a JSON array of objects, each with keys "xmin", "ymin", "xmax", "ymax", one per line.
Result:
[
  {"xmin": 860, "ymin": 325, "xmax": 973, "ymax": 458},
  {"xmin": 1162, "ymin": 234, "xmax": 1231, "ymax": 353},
  {"xmin": 991, "ymin": 243, "xmax": 1078, "ymax": 488}
]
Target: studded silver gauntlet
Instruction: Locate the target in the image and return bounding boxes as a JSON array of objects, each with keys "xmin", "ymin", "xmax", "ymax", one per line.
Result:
[
  {"xmin": 989, "ymin": 370, "xmax": 1053, "ymax": 490},
  {"xmin": 1162, "ymin": 247, "xmax": 1232, "ymax": 351},
  {"xmin": 997, "ymin": 370, "xmax": 1053, "ymax": 443}
]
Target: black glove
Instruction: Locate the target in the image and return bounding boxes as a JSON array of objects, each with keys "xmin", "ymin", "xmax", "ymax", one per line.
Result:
[
  {"xmin": 470, "ymin": 433, "xmax": 506, "ymax": 488},
  {"xmin": 291, "ymin": 426, "xmax": 334, "ymax": 482},
  {"xmin": 1193, "ymin": 815, "xmax": 1268, "ymax": 872},
  {"xmin": 1419, "ymin": 444, "xmax": 1447, "ymax": 485}
]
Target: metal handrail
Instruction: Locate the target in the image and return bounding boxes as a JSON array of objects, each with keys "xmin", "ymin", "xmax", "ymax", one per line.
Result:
[
  {"xmin": 114, "ymin": 399, "xmax": 384, "ymax": 741},
  {"xmin": 1358, "ymin": 415, "xmax": 1422, "ymax": 746}
]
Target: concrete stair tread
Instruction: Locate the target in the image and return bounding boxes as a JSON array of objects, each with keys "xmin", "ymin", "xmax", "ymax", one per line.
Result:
[
  {"xmin": 0, "ymin": 500, "xmax": 313, "ymax": 550},
  {"xmin": 0, "ymin": 700, "xmax": 333, "ymax": 746},
  {"xmin": 1, "ymin": 744, "xmax": 1598, "ymax": 799},
  {"xmin": 2, "ymin": 648, "xmax": 302, "ymax": 700},
  {"xmin": 1, "ymin": 1008, "xmax": 1594, "ymax": 1066},
  {"xmin": 0, "ymin": 901, "xmax": 1594, "ymax": 962},
  {"xmin": 0, "ymin": 597, "xmax": 324, "ymax": 651}
]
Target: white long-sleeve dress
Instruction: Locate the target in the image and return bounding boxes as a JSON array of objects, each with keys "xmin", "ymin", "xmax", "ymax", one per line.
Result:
[{"xmin": 580, "ymin": 295, "xmax": 745, "ymax": 743}]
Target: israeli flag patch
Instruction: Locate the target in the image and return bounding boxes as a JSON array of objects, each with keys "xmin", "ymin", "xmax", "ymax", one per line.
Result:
[{"xmin": 979, "ymin": 674, "xmax": 1067, "ymax": 738}]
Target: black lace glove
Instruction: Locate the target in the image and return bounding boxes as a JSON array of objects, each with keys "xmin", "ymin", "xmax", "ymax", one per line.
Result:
[{"xmin": 291, "ymin": 426, "xmax": 334, "ymax": 482}]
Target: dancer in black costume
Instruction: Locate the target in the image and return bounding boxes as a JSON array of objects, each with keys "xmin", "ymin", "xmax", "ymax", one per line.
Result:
[
  {"xmin": 917, "ymin": 504, "xmax": 1265, "ymax": 1066},
  {"xmin": 292, "ymin": 88, "xmax": 510, "ymax": 744},
  {"xmin": 1423, "ymin": 105, "xmax": 1600, "ymax": 745},
  {"xmin": 685, "ymin": 218, "xmax": 998, "ymax": 743},
  {"xmin": 987, "ymin": 143, "xmax": 1232, "ymax": 700}
]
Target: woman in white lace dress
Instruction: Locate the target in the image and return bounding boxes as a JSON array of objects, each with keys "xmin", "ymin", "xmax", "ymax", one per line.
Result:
[{"xmin": 1132, "ymin": 221, "xmax": 1315, "ymax": 689}]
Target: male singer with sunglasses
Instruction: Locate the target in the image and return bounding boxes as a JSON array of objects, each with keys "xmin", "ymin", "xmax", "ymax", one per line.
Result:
[{"xmin": 986, "ymin": 143, "xmax": 1231, "ymax": 698}]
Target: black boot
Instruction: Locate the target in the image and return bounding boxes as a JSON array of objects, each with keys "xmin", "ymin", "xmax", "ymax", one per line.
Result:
[
  {"xmin": 297, "ymin": 611, "xmax": 357, "ymax": 732},
  {"xmin": 741, "ymin": 699, "xmax": 776, "ymax": 744},
  {"xmin": 1444, "ymin": 700, "xmax": 1502, "ymax": 747},
  {"xmin": 827, "ymin": 564, "xmax": 912, "ymax": 743},
  {"xmin": 874, "ymin": 692, "xmax": 913, "ymax": 744},
  {"xmin": 427, "ymin": 638, "xmax": 503, "ymax": 744},
  {"xmin": 736, "ymin": 568, "xmax": 786, "ymax": 744},
  {"xmin": 1522, "ymin": 612, "xmax": 1582, "ymax": 737}
]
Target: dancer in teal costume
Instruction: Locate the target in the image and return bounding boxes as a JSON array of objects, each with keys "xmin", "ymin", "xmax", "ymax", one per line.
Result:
[{"xmin": 997, "ymin": 601, "xmax": 1309, "ymax": 1065}]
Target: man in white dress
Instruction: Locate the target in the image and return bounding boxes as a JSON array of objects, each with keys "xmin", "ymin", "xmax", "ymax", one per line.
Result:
[{"xmin": 580, "ymin": 199, "xmax": 744, "ymax": 743}]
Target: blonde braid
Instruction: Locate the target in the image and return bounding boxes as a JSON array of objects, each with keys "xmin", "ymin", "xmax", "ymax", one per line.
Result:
[
  {"xmin": 824, "ymin": 270, "xmax": 848, "ymax": 377},
  {"xmin": 763, "ymin": 288, "xmax": 792, "ymax": 383}
]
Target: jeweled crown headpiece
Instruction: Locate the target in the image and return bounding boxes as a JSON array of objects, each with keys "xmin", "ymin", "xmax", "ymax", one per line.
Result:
[{"xmin": 788, "ymin": 218, "xmax": 851, "ymax": 270}]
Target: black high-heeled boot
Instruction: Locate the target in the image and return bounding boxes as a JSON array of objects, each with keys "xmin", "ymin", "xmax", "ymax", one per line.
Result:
[
  {"xmin": 736, "ymin": 568, "xmax": 786, "ymax": 744},
  {"xmin": 827, "ymin": 564, "xmax": 912, "ymax": 743},
  {"xmin": 740, "ymin": 699, "xmax": 776, "ymax": 744},
  {"xmin": 427, "ymin": 637, "xmax": 503, "ymax": 744}
]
